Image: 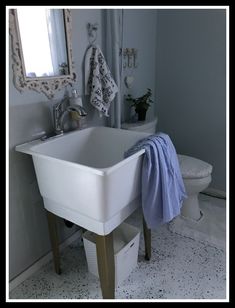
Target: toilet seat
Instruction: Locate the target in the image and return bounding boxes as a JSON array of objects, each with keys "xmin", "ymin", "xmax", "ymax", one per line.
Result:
[
  {"xmin": 178, "ymin": 154, "xmax": 213, "ymax": 179},
  {"xmin": 121, "ymin": 118, "xmax": 158, "ymax": 133}
]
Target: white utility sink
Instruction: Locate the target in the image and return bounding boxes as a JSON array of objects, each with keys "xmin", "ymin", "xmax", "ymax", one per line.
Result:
[{"xmin": 15, "ymin": 126, "xmax": 149, "ymax": 235}]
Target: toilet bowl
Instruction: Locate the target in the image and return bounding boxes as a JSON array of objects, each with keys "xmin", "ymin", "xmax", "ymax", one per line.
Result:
[
  {"xmin": 121, "ymin": 118, "xmax": 213, "ymax": 221},
  {"xmin": 177, "ymin": 154, "xmax": 212, "ymax": 221}
]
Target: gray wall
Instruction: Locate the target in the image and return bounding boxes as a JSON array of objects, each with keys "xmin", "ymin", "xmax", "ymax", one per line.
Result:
[
  {"xmin": 121, "ymin": 9, "xmax": 158, "ymax": 123},
  {"xmin": 9, "ymin": 8, "xmax": 158, "ymax": 281},
  {"xmin": 9, "ymin": 8, "xmax": 226, "ymax": 282},
  {"xmin": 9, "ymin": 9, "xmax": 106, "ymax": 281},
  {"xmin": 156, "ymin": 9, "xmax": 226, "ymax": 191}
]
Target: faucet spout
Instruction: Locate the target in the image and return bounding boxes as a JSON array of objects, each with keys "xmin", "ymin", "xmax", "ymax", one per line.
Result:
[
  {"xmin": 53, "ymin": 99, "xmax": 88, "ymax": 135},
  {"xmin": 67, "ymin": 105, "xmax": 87, "ymax": 117}
]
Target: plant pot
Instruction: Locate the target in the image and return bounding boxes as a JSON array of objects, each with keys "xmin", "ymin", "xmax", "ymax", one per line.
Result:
[{"xmin": 137, "ymin": 109, "xmax": 147, "ymax": 121}]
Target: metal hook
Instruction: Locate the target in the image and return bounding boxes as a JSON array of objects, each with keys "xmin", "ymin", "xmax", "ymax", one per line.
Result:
[
  {"xmin": 126, "ymin": 48, "xmax": 133, "ymax": 68},
  {"xmin": 87, "ymin": 22, "xmax": 98, "ymax": 46},
  {"xmin": 121, "ymin": 48, "xmax": 127, "ymax": 69},
  {"xmin": 132, "ymin": 48, "xmax": 138, "ymax": 68}
]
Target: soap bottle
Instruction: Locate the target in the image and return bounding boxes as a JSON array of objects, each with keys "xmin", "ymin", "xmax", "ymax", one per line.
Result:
[
  {"xmin": 69, "ymin": 89, "xmax": 87, "ymax": 129},
  {"xmin": 70, "ymin": 89, "xmax": 82, "ymax": 107}
]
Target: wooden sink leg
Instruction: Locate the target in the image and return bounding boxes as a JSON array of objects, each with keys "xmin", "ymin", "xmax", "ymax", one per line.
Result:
[
  {"xmin": 143, "ymin": 216, "xmax": 151, "ymax": 260},
  {"xmin": 46, "ymin": 210, "xmax": 61, "ymax": 275},
  {"xmin": 96, "ymin": 232, "xmax": 115, "ymax": 299}
]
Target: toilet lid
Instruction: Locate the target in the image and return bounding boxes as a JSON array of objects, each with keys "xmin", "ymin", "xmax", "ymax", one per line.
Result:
[{"xmin": 177, "ymin": 154, "xmax": 213, "ymax": 179}]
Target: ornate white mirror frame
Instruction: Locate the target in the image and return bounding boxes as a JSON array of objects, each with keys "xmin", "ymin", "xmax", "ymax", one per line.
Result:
[{"xmin": 9, "ymin": 9, "xmax": 76, "ymax": 99}]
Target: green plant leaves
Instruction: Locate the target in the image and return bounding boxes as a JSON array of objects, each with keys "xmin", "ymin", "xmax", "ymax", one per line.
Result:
[{"xmin": 125, "ymin": 88, "xmax": 153, "ymax": 110}]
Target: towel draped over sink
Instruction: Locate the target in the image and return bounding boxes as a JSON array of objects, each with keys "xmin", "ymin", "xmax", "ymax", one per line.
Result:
[
  {"xmin": 85, "ymin": 45, "xmax": 118, "ymax": 117},
  {"xmin": 124, "ymin": 132, "xmax": 187, "ymax": 229}
]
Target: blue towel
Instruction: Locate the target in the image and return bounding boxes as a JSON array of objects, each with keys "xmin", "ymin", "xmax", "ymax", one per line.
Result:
[{"xmin": 124, "ymin": 132, "xmax": 187, "ymax": 229}]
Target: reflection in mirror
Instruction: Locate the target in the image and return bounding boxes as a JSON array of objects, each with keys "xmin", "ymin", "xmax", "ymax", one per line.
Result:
[
  {"xmin": 9, "ymin": 8, "xmax": 76, "ymax": 99},
  {"xmin": 17, "ymin": 8, "xmax": 69, "ymax": 78}
]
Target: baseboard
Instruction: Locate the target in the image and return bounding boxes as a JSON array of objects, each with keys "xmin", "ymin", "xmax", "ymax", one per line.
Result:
[
  {"xmin": 9, "ymin": 229, "xmax": 82, "ymax": 293},
  {"xmin": 202, "ymin": 187, "xmax": 226, "ymax": 199}
]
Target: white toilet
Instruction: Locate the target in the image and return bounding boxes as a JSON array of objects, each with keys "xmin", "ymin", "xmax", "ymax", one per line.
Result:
[
  {"xmin": 177, "ymin": 154, "xmax": 212, "ymax": 220},
  {"xmin": 121, "ymin": 118, "xmax": 213, "ymax": 221}
]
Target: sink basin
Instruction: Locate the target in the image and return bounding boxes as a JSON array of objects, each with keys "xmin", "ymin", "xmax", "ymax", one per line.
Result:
[{"xmin": 15, "ymin": 126, "xmax": 149, "ymax": 235}]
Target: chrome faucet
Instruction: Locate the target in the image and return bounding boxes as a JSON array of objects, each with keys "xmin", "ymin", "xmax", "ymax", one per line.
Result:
[
  {"xmin": 67, "ymin": 105, "xmax": 88, "ymax": 117},
  {"xmin": 53, "ymin": 99, "xmax": 67, "ymax": 135},
  {"xmin": 53, "ymin": 99, "xmax": 87, "ymax": 135}
]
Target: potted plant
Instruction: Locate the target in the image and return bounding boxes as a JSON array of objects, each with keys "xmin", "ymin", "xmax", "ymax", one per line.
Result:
[{"xmin": 126, "ymin": 88, "xmax": 154, "ymax": 121}]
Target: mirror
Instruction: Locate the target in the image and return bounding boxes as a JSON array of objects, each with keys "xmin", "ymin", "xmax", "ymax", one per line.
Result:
[{"xmin": 9, "ymin": 8, "xmax": 76, "ymax": 99}]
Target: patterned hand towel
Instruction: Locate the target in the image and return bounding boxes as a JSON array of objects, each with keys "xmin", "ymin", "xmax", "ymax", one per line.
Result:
[{"xmin": 85, "ymin": 45, "xmax": 118, "ymax": 117}]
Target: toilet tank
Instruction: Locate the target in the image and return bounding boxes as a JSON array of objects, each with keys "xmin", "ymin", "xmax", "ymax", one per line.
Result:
[{"xmin": 121, "ymin": 117, "xmax": 157, "ymax": 134}]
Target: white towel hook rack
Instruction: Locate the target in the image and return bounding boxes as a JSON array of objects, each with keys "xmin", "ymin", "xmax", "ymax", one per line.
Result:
[{"xmin": 87, "ymin": 22, "xmax": 98, "ymax": 45}]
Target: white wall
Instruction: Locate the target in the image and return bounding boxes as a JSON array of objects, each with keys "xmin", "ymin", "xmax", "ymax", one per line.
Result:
[{"xmin": 155, "ymin": 9, "xmax": 226, "ymax": 191}]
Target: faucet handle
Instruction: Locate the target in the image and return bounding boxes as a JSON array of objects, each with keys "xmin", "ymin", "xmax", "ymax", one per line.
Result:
[
  {"xmin": 53, "ymin": 101, "xmax": 65, "ymax": 133},
  {"xmin": 53, "ymin": 101, "xmax": 62, "ymax": 111}
]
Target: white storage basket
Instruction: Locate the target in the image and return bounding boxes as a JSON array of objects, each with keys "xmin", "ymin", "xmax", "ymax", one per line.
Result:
[{"xmin": 83, "ymin": 222, "xmax": 140, "ymax": 286}]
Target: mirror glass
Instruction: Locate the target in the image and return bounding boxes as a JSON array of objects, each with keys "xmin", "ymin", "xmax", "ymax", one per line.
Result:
[
  {"xmin": 9, "ymin": 8, "xmax": 76, "ymax": 99},
  {"xmin": 16, "ymin": 8, "xmax": 69, "ymax": 78}
]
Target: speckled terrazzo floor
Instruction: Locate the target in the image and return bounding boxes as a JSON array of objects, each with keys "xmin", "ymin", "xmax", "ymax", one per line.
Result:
[{"xmin": 9, "ymin": 194, "xmax": 226, "ymax": 301}]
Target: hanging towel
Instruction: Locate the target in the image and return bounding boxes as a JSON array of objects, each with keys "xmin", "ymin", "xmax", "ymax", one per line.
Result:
[
  {"xmin": 124, "ymin": 133, "xmax": 187, "ymax": 229},
  {"xmin": 84, "ymin": 45, "xmax": 118, "ymax": 117}
]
